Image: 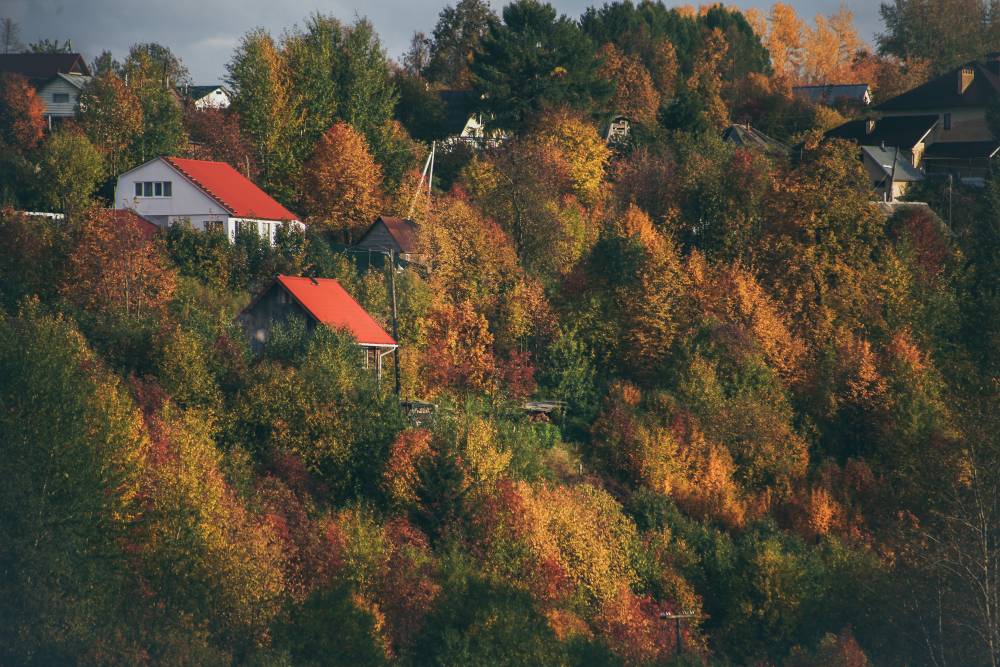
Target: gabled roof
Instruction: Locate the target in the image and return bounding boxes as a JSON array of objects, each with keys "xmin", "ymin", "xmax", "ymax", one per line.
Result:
[
  {"xmin": 861, "ymin": 146, "xmax": 925, "ymax": 182},
  {"xmin": 160, "ymin": 157, "xmax": 297, "ymax": 221},
  {"xmin": 0, "ymin": 53, "xmax": 90, "ymax": 81},
  {"xmin": 273, "ymin": 275, "xmax": 396, "ymax": 347},
  {"xmin": 357, "ymin": 216, "xmax": 420, "ymax": 254},
  {"xmin": 722, "ymin": 124, "xmax": 790, "ymax": 156},
  {"xmin": 793, "ymin": 83, "xmax": 870, "ymax": 105},
  {"xmin": 825, "ymin": 114, "xmax": 938, "ymax": 149},
  {"xmin": 181, "ymin": 84, "xmax": 229, "ymax": 101},
  {"xmin": 876, "ymin": 59, "xmax": 1000, "ymax": 111}
]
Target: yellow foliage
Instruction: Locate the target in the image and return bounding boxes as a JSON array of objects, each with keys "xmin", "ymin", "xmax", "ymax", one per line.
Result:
[{"xmin": 532, "ymin": 108, "xmax": 610, "ymax": 205}]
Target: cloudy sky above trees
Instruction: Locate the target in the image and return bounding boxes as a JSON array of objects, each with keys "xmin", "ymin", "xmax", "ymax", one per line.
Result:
[{"xmin": 6, "ymin": 0, "xmax": 881, "ymax": 82}]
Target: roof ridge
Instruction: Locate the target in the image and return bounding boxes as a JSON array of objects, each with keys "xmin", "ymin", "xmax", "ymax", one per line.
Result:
[{"xmin": 163, "ymin": 156, "xmax": 236, "ymax": 215}]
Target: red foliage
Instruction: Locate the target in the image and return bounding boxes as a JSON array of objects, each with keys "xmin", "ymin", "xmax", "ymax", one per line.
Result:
[{"xmin": 0, "ymin": 72, "xmax": 45, "ymax": 151}]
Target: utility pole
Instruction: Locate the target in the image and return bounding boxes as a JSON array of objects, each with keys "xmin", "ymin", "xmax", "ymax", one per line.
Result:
[
  {"xmin": 660, "ymin": 611, "xmax": 699, "ymax": 657},
  {"xmin": 388, "ymin": 249, "xmax": 401, "ymax": 397}
]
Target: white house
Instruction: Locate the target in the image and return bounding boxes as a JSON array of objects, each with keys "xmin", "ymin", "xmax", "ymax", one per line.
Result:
[
  {"xmin": 181, "ymin": 84, "xmax": 231, "ymax": 110},
  {"xmin": 114, "ymin": 156, "xmax": 302, "ymax": 243}
]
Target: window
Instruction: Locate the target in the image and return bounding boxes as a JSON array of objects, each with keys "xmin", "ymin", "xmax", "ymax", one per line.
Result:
[
  {"xmin": 204, "ymin": 220, "xmax": 223, "ymax": 233},
  {"xmin": 133, "ymin": 181, "xmax": 173, "ymax": 198},
  {"xmin": 52, "ymin": 92, "xmax": 69, "ymax": 104},
  {"xmin": 943, "ymin": 113, "xmax": 952, "ymax": 130}
]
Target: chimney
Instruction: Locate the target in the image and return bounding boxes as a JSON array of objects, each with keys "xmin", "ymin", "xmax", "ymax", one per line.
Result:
[{"xmin": 959, "ymin": 66, "xmax": 975, "ymax": 94}]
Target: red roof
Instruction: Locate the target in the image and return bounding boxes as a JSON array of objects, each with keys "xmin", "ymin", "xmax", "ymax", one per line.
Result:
[
  {"xmin": 163, "ymin": 157, "xmax": 298, "ymax": 221},
  {"xmin": 277, "ymin": 275, "xmax": 396, "ymax": 347},
  {"xmin": 107, "ymin": 208, "xmax": 159, "ymax": 239}
]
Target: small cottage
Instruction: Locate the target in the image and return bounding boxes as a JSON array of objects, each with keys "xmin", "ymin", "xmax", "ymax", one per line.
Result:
[
  {"xmin": 237, "ymin": 275, "xmax": 398, "ymax": 371},
  {"xmin": 354, "ymin": 216, "xmax": 424, "ymax": 265}
]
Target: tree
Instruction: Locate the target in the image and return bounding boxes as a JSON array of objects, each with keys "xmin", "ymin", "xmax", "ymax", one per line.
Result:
[
  {"xmin": 300, "ymin": 122, "xmax": 383, "ymax": 242},
  {"xmin": 227, "ymin": 28, "xmax": 300, "ymax": 203},
  {"xmin": 0, "ymin": 306, "xmax": 147, "ymax": 662},
  {"xmin": 402, "ymin": 31, "xmax": 432, "ymax": 76},
  {"xmin": 183, "ymin": 106, "xmax": 257, "ymax": 179},
  {"xmin": 426, "ymin": 0, "xmax": 498, "ymax": 87},
  {"xmin": 122, "ymin": 43, "xmax": 189, "ymax": 161},
  {"xmin": 61, "ymin": 208, "xmax": 177, "ymax": 320},
  {"xmin": 598, "ymin": 43, "xmax": 660, "ymax": 126},
  {"xmin": 38, "ymin": 129, "xmax": 105, "ymax": 215},
  {"xmin": 1, "ymin": 17, "xmax": 23, "ymax": 54},
  {"xmin": 282, "ymin": 13, "xmax": 343, "ymax": 159},
  {"xmin": 0, "ymin": 73, "xmax": 44, "ymax": 152},
  {"xmin": 878, "ymin": 0, "xmax": 990, "ymax": 73},
  {"xmin": 28, "ymin": 37, "xmax": 72, "ymax": 54},
  {"xmin": 471, "ymin": 0, "xmax": 612, "ymax": 131},
  {"xmin": 77, "ymin": 72, "xmax": 143, "ymax": 176},
  {"xmin": 672, "ymin": 27, "xmax": 730, "ymax": 131}
]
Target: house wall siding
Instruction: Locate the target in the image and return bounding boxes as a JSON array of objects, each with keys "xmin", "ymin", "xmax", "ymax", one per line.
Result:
[
  {"xmin": 236, "ymin": 283, "xmax": 316, "ymax": 353},
  {"xmin": 38, "ymin": 78, "xmax": 81, "ymax": 117},
  {"xmin": 355, "ymin": 221, "xmax": 401, "ymax": 253},
  {"xmin": 883, "ymin": 108, "xmax": 991, "ymax": 142}
]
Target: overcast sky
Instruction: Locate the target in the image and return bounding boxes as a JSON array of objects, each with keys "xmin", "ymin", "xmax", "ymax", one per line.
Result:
[{"xmin": 4, "ymin": 0, "xmax": 883, "ymax": 83}]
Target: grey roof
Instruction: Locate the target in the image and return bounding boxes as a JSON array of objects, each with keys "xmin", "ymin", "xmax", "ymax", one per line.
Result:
[
  {"xmin": 862, "ymin": 145, "xmax": 925, "ymax": 182},
  {"xmin": 876, "ymin": 57, "xmax": 1000, "ymax": 111},
  {"xmin": 54, "ymin": 72, "xmax": 91, "ymax": 90},
  {"xmin": 793, "ymin": 83, "xmax": 870, "ymax": 105}
]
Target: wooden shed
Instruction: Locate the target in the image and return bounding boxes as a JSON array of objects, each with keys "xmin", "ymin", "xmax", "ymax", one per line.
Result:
[{"xmin": 237, "ymin": 275, "xmax": 397, "ymax": 371}]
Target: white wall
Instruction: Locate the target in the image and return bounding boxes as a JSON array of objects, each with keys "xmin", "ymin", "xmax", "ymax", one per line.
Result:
[
  {"xmin": 114, "ymin": 159, "xmax": 228, "ymax": 223},
  {"xmin": 194, "ymin": 88, "xmax": 231, "ymax": 110}
]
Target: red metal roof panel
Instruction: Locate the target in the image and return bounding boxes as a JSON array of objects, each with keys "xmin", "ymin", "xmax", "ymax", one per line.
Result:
[
  {"xmin": 164, "ymin": 156, "xmax": 298, "ymax": 221},
  {"xmin": 277, "ymin": 275, "xmax": 396, "ymax": 347}
]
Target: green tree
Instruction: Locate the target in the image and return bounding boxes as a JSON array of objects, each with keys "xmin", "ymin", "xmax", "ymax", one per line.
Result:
[
  {"xmin": 426, "ymin": 0, "xmax": 499, "ymax": 87},
  {"xmin": 77, "ymin": 72, "xmax": 143, "ymax": 176},
  {"xmin": 227, "ymin": 28, "xmax": 300, "ymax": 203},
  {"xmin": 38, "ymin": 128, "xmax": 105, "ymax": 215},
  {"xmin": 0, "ymin": 306, "xmax": 147, "ymax": 662},
  {"xmin": 470, "ymin": 0, "xmax": 612, "ymax": 131}
]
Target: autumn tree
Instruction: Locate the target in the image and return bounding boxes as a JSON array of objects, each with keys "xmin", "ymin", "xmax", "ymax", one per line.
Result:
[
  {"xmin": 61, "ymin": 208, "xmax": 177, "ymax": 320},
  {"xmin": 122, "ymin": 43, "xmax": 189, "ymax": 162},
  {"xmin": 227, "ymin": 28, "xmax": 300, "ymax": 203},
  {"xmin": 672, "ymin": 27, "xmax": 730, "ymax": 131},
  {"xmin": 183, "ymin": 106, "xmax": 257, "ymax": 178},
  {"xmin": 300, "ymin": 122, "xmax": 383, "ymax": 242},
  {"xmin": 598, "ymin": 43, "xmax": 660, "ymax": 126},
  {"xmin": 0, "ymin": 73, "xmax": 44, "ymax": 152},
  {"xmin": 0, "ymin": 307, "xmax": 147, "ymax": 661},
  {"xmin": 878, "ymin": 0, "xmax": 993, "ymax": 73},
  {"xmin": 38, "ymin": 129, "xmax": 105, "ymax": 215},
  {"xmin": 77, "ymin": 72, "xmax": 143, "ymax": 176}
]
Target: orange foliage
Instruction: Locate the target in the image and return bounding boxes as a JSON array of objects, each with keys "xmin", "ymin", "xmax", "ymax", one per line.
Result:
[
  {"xmin": 593, "ymin": 586, "xmax": 679, "ymax": 665},
  {"xmin": 599, "ymin": 43, "xmax": 660, "ymax": 125},
  {"xmin": 300, "ymin": 122, "xmax": 383, "ymax": 242},
  {"xmin": 61, "ymin": 209, "xmax": 177, "ymax": 320},
  {"xmin": 0, "ymin": 73, "xmax": 45, "ymax": 151},
  {"xmin": 382, "ymin": 428, "xmax": 434, "ymax": 508},
  {"xmin": 421, "ymin": 299, "xmax": 498, "ymax": 396}
]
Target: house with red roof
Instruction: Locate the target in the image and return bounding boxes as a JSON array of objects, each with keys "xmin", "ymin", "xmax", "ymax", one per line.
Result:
[
  {"xmin": 237, "ymin": 275, "xmax": 398, "ymax": 372},
  {"xmin": 113, "ymin": 156, "xmax": 302, "ymax": 243}
]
